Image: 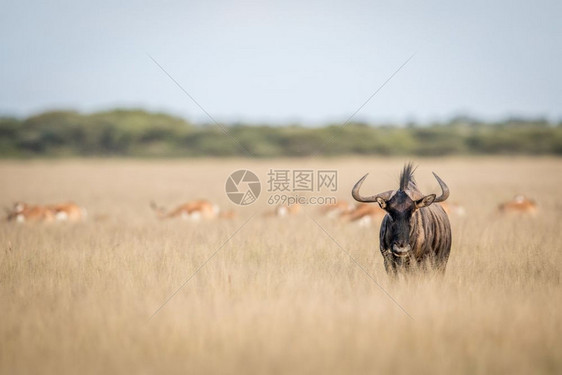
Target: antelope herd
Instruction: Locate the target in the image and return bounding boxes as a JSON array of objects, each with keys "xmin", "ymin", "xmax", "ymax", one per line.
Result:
[
  {"xmin": 4, "ymin": 195, "xmax": 536, "ymax": 225},
  {"xmin": 3, "ymin": 190, "xmax": 538, "ymax": 225}
]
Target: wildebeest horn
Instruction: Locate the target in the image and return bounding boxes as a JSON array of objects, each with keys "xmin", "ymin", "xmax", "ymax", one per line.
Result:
[
  {"xmin": 352, "ymin": 174, "xmax": 394, "ymax": 203},
  {"xmin": 432, "ymin": 172, "xmax": 449, "ymax": 202}
]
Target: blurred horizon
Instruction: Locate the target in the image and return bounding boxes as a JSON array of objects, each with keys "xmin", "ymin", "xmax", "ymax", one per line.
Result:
[
  {"xmin": 2, "ymin": 108, "xmax": 561, "ymax": 158},
  {"xmin": 1, "ymin": 106, "xmax": 559, "ymax": 127},
  {"xmin": 1, "ymin": 0, "xmax": 561, "ymax": 125}
]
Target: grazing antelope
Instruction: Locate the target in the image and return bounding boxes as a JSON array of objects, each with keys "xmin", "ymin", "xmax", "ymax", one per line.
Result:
[
  {"xmin": 352, "ymin": 163, "xmax": 452, "ymax": 276},
  {"xmin": 48, "ymin": 202, "xmax": 87, "ymax": 222},
  {"xmin": 5, "ymin": 202, "xmax": 55, "ymax": 223},
  {"xmin": 319, "ymin": 200, "xmax": 355, "ymax": 218},
  {"xmin": 340, "ymin": 203, "xmax": 386, "ymax": 227},
  {"xmin": 150, "ymin": 199, "xmax": 220, "ymax": 221},
  {"xmin": 498, "ymin": 195, "xmax": 537, "ymax": 215},
  {"xmin": 439, "ymin": 201, "xmax": 466, "ymax": 217},
  {"xmin": 276, "ymin": 203, "xmax": 301, "ymax": 217},
  {"xmin": 218, "ymin": 209, "xmax": 237, "ymax": 220},
  {"xmin": 263, "ymin": 203, "xmax": 302, "ymax": 218}
]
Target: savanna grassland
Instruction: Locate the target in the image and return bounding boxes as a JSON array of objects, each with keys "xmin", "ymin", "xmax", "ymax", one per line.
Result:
[{"xmin": 1, "ymin": 157, "xmax": 561, "ymax": 374}]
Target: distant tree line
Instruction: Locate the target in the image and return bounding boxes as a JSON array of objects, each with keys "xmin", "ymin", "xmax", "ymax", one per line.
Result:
[{"xmin": 0, "ymin": 109, "xmax": 561, "ymax": 157}]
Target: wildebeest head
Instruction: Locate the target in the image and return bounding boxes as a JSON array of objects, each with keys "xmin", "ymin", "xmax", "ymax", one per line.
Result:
[{"xmin": 352, "ymin": 164, "xmax": 449, "ymax": 256}]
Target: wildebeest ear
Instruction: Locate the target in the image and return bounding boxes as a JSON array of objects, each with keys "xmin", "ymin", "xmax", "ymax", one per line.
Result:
[
  {"xmin": 375, "ymin": 197, "xmax": 387, "ymax": 209},
  {"xmin": 416, "ymin": 194, "xmax": 436, "ymax": 209}
]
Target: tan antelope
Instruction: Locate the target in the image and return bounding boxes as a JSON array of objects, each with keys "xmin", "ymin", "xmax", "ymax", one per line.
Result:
[
  {"xmin": 263, "ymin": 203, "xmax": 302, "ymax": 218},
  {"xmin": 5, "ymin": 202, "xmax": 55, "ymax": 223},
  {"xmin": 277, "ymin": 203, "xmax": 301, "ymax": 217},
  {"xmin": 151, "ymin": 199, "xmax": 220, "ymax": 221},
  {"xmin": 218, "ymin": 209, "xmax": 237, "ymax": 220},
  {"xmin": 318, "ymin": 200, "xmax": 355, "ymax": 218},
  {"xmin": 340, "ymin": 202, "xmax": 386, "ymax": 226},
  {"xmin": 439, "ymin": 201, "xmax": 466, "ymax": 217},
  {"xmin": 48, "ymin": 202, "xmax": 87, "ymax": 222},
  {"xmin": 498, "ymin": 195, "xmax": 537, "ymax": 215}
]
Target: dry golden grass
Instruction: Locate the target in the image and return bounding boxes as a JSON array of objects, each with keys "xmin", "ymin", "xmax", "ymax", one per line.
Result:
[{"xmin": 1, "ymin": 157, "xmax": 561, "ymax": 374}]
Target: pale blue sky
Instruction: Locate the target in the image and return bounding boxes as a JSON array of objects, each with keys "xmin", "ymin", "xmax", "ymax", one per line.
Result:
[{"xmin": 1, "ymin": 0, "xmax": 561, "ymax": 124}]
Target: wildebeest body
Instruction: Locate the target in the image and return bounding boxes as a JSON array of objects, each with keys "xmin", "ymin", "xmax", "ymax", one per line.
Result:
[
  {"xmin": 352, "ymin": 163, "xmax": 452, "ymax": 275},
  {"xmin": 379, "ymin": 195, "xmax": 451, "ymax": 274}
]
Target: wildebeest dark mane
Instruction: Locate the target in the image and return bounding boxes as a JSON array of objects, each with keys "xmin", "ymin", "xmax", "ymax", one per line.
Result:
[{"xmin": 399, "ymin": 162, "xmax": 417, "ymax": 191}]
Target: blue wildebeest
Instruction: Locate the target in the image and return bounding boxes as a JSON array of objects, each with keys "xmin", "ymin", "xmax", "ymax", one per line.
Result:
[{"xmin": 352, "ymin": 164, "xmax": 452, "ymax": 275}]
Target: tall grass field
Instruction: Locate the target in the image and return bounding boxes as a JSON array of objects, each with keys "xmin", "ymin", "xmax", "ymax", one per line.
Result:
[{"xmin": 1, "ymin": 157, "xmax": 561, "ymax": 374}]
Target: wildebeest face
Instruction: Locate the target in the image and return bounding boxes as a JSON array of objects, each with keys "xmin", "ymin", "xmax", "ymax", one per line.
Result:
[{"xmin": 377, "ymin": 191, "xmax": 436, "ymax": 256}]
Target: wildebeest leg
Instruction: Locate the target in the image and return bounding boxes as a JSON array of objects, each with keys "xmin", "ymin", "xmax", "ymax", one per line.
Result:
[
  {"xmin": 383, "ymin": 258, "xmax": 397, "ymax": 276},
  {"xmin": 434, "ymin": 262, "xmax": 447, "ymax": 276},
  {"xmin": 381, "ymin": 250, "xmax": 398, "ymax": 278},
  {"xmin": 425, "ymin": 255, "xmax": 447, "ymax": 277}
]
